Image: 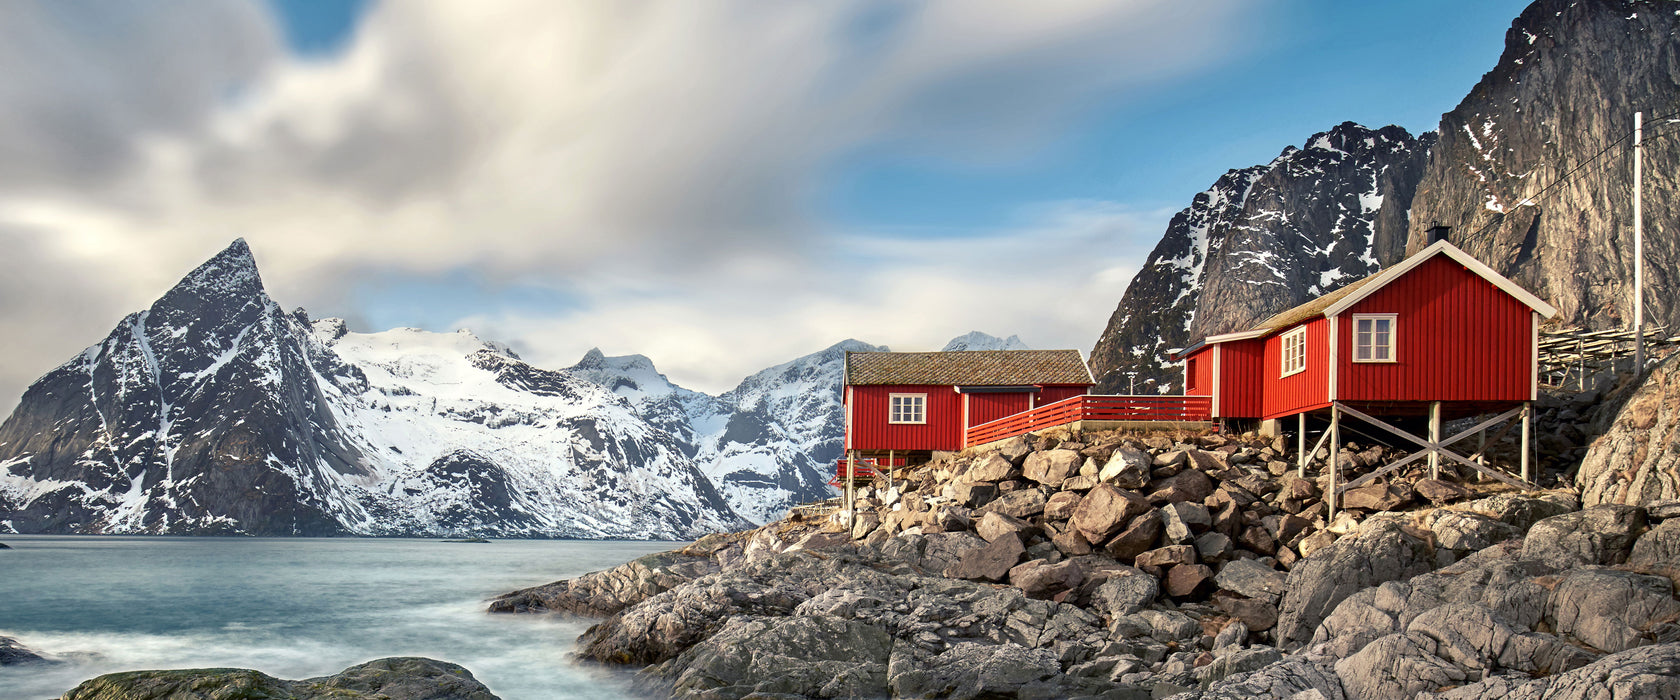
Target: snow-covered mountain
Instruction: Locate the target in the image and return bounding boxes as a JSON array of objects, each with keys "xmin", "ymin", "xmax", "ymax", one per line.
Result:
[
  {"xmin": 941, "ymin": 332, "xmax": 1030, "ymax": 352},
  {"xmin": 0, "ymin": 241, "xmax": 746, "ymax": 538}
]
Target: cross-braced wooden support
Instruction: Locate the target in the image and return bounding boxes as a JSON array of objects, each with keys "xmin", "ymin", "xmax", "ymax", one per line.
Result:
[{"xmin": 1326, "ymin": 402, "xmax": 1536, "ymax": 520}]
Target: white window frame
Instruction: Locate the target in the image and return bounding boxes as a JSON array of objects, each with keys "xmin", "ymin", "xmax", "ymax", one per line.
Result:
[
  {"xmin": 1280, "ymin": 327, "xmax": 1307, "ymax": 378},
  {"xmin": 888, "ymin": 393, "xmax": 927, "ymax": 424},
  {"xmin": 1352, "ymin": 313, "xmax": 1398, "ymax": 363}
]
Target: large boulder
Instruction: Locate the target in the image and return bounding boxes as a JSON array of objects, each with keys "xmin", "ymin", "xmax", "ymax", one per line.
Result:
[
  {"xmin": 643, "ymin": 615, "xmax": 893, "ymax": 700},
  {"xmin": 1544, "ymin": 568, "xmax": 1680, "ymax": 654},
  {"xmin": 1630, "ymin": 518, "xmax": 1680, "ymax": 573},
  {"xmin": 947, "ymin": 532, "xmax": 1027, "ymax": 582},
  {"xmin": 57, "ymin": 658, "xmax": 500, "ymax": 700},
  {"xmin": 1022, "ymin": 449, "xmax": 1082, "ymax": 487},
  {"xmin": 1521, "ymin": 504, "xmax": 1648, "ymax": 568},
  {"xmin": 1213, "ymin": 559, "xmax": 1289, "ymax": 607},
  {"xmin": 1431, "ymin": 643, "xmax": 1680, "ymax": 699},
  {"xmin": 966, "ymin": 453, "xmax": 1021, "ymax": 482},
  {"xmin": 1071, "ymin": 484, "xmax": 1150, "ymax": 545},
  {"xmin": 488, "ymin": 549, "xmax": 721, "ymax": 616},
  {"xmin": 978, "ymin": 488, "xmax": 1049, "ymax": 519},
  {"xmin": 1099, "ymin": 447, "xmax": 1151, "ymax": 489},
  {"xmin": 1275, "ymin": 520, "xmax": 1436, "ymax": 647},
  {"xmin": 1578, "ymin": 355, "xmax": 1680, "ymax": 507}
]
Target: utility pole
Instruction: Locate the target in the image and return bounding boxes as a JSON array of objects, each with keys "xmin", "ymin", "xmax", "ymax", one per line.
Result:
[{"xmin": 1634, "ymin": 111, "xmax": 1645, "ymax": 372}]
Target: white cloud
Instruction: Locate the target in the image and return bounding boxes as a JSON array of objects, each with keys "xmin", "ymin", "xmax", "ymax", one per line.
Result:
[{"xmin": 0, "ymin": 0, "xmax": 1250, "ymax": 409}]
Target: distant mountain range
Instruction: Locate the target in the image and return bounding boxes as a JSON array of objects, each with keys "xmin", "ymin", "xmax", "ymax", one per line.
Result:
[
  {"xmin": 1090, "ymin": 0, "xmax": 1680, "ymax": 394},
  {"xmin": 0, "ymin": 239, "xmax": 1025, "ymax": 537}
]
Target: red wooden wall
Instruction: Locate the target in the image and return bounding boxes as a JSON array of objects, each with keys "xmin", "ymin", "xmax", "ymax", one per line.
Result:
[
  {"xmin": 1184, "ymin": 348, "xmax": 1214, "ymax": 397},
  {"xmin": 1217, "ymin": 339, "xmax": 1266, "ymax": 419},
  {"xmin": 1262, "ymin": 317, "xmax": 1330, "ymax": 420},
  {"xmin": 1038, "ymin": 385, "xmax": 1090, "ymax": 405},
  {"xmin": 967, "ymin": 392, "xmax": 1033, "ymax": 429},
  {"xmin": 1338, "ymin": 255, "xmax": 1533, "ymax": 403},
  {"xmin": 847, "ymin": 384, "xmax": 964, "ymax": 451}
]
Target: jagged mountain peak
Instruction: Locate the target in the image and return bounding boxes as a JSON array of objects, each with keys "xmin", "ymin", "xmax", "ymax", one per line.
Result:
[
  {"xmin": 156, "ymin": 238, "xmax": 264, "ymax": 308},
  {"xmin": 941, "ymin": 331, "xmax": 1030, "ymax": 352}
]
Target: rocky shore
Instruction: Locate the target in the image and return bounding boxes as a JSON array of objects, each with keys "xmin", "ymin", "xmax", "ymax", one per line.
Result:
[
  {"xmin": 493, "ymin": 377, "xmax": 1680, "ymax": 699},
  {"xmin": 52, "ymin": 657, "xmax": 500, "ymax": 700}
]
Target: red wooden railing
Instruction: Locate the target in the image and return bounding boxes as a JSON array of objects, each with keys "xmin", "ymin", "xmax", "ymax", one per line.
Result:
[
  {"xmin": 964, "ymin": 394, "xmax": 1212, "ymax": 447},
  {"xmin": 830, "ymin": 456, "xmax": 907, "ymax": 486}
]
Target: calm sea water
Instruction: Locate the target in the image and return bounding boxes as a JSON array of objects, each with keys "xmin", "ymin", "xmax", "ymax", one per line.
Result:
[{"xmin": 0, "ymin": 535, "xmax": 678, "ymax": 700}]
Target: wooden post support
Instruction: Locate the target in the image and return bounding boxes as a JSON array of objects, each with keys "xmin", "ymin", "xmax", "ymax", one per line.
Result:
[
  {"xmin": 1297, "ymin": 412, "xmax": 1307, "ymax": 478},
  {"xmin": 1428, "ymin": 401, "xmax": 1442, "ymax": 480},
  {"xmin": 1328, "ymin": 404, "xmax": 1341, "ymax": 521},
  {"xmin": 846, "ymin": 450, "xmax": 857, "ymax": 520},
  {"xmin": 887, "ymin": 449, "xmax": 896, "ymax": 493},
  {"xmin": 1520, "ymin": 403, "xmax": 1532, "ymax": 485}
]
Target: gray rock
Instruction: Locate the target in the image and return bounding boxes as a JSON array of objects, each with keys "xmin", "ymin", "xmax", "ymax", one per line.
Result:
[
  {"xmin": 1521, "ymin": 504, "xmax": 1647, "ymax": 568},
  {"xmin": 1648, "ymin": 498, "xmax": 1680, "ymax": 520},
  {"xmin": 1275, "ymin": 520, "xmax": 1435, "ymax": 647},
  {"xmin": 967, "ymin": 452, "xmax": 1020, "ymax": 482},
  {"xmin": 1334, "ymin": 630, "xmax": 1468, "ymax": 698},
  {"xmin": 1427, "ymin": 510, "xmax": 1521, "ymax": 555},
  {"xmin": 1177, "ymin": 653, "xmax": 1346, "ymax": 699},
  {"xmin": 489, "ymin": 548, "xmax": 721, "ymax": 617},
  {"xmin": 975, "ymin": 511, "xmax": 1035, "ymax": 543},
  {"xmin": 1161, "ymin": 502, "xmax": 1212, "ymax": 544},
  {"xmin": 951, "ymin": 481, "xmax": 999, "ymax": 509},
  {"xmin": 1212, "ymin": 619, "xmax": 1249, "ymax": 650},
  {"xmin": 1545, "ymin": 568, "xmax": 1680, "ymax": 654},
  {"xmin": 1196, "ymin": 531, "xmax": 1235, "ymax": 562},
  {"xmin": 978, "ymin": 488, "xmax": 1049, "ymax": 520},
  {"xmin": 1414, "ymin": 478, "xmax": 1471, "ymax": 505},
  {"xmin": 1072, "ymin": 484, "xmax": 1150, "ymax": 545},
  {"xmin": 1432, "ymin": 642, "xmax": 1680, "ymax": 700},
  {"xmin": 1198, "ymin": 646, "xmax": 1281, "ymax": 688},
  {"xmin": 645, "ymin": 615, "xmax": 893, "ymax": 700},
  {"xmin": 1468, "ymin": 492, "xmax": 1577, "ymax": 531},
  {"xmin": 1008, "ymin": 558, "xmax": 1083, "ymax": 600},
  {"xmin": 1140, "ymin": 609, "xmax": 1202, "ymax": 642},
  {"xmin": 1043, "ymin": 490, "xmax": 1082, "ymax": 521},
  {"xmin": 1630, "ymin": 518, "xmax": 1680, "ymax": 573},
  {"xmin": 58, "ymin": 657, "xmax": 500, "ymax": 700},
  {"xmin": 1578, "ymin": 355, "xmax": 1680, "ymax": 508},
  {"xmin": 1214, "ymin": 559, "xmax": 1289, "ymax": 606},
  {"xmin": 997, "ymin": 437, "xmax": 1033, "ymax": 465},
  {"xmin": 0, "ymin": 636, "xmax": 52, "ymax": 666},
  {"xmin": 1023, "ymin": 449, "xmax": 1082, "ymax": 487},
  {"xmin": 1091, "ymin": 572, "xmax": 1159, "ymax": 617},
  {"xmin": 1101, "ymin": 447, "xmax": 1152, "ymax": 489},
  {"xmin": 888, "ymin": 641, "xmax": 1061, "ymax": 700},
  {"xmin": 1104, "ymin": 513, "xmax": 1163, "ymax": 562},
  {"xmin": 947, "ymin": 532, "xmax": 1027, "ymax": 582}
]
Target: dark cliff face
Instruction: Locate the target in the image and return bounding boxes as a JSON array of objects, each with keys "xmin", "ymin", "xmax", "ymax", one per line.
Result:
[
  {"xmin": 0, "ymin": 240, "xmax": 364, "ymax": 535},
  {"xmin": 1089, "ymin": 123, "xmax": 1433, "ymax": 394},
  {"xmin": 1406, "ymin": 0, "xmax": 1680, "ymax": 332}
]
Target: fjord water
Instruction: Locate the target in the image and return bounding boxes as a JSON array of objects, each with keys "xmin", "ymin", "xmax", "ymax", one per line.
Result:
[{"xmin": 0, "ymin": 536, "xmax": 676, "ymax": 700}]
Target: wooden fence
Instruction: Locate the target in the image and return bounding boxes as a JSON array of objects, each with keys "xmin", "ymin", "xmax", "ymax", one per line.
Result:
[{"xmin": 964, "ymin": 394, "xmax": 1212, "ymax": 447}]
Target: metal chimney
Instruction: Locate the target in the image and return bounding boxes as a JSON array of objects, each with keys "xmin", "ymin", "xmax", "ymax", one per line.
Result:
[{"xmin": 1427, "ymin": 225, "xmax": 1452, "ymax": 244}]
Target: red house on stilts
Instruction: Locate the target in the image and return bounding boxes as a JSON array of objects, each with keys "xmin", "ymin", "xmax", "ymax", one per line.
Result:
[{"xmin": 1177, "ymin": 239, "xmax": 1558, "ymax": 511}]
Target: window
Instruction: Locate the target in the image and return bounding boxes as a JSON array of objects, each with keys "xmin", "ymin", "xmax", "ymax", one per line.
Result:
[
  {"xmin": 889, "ymin": 393, "xmax": 926, "ymax": 424},
  {"xmin": 1186, "ymin": 358, "xmax": 1198, "ymax": 391},
  {"xmin": 1353, "ymin": 314, "xmax": 1397, "ymax": 362},
  {"xmin": 1280, "ymin": 327, "xmax": 1307, "ymax": 377}
]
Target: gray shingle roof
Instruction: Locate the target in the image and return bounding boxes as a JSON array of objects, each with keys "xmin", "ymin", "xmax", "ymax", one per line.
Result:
[{"xmin": 844, "ymin": 350, "xmax": 1093, "ymax": 387}]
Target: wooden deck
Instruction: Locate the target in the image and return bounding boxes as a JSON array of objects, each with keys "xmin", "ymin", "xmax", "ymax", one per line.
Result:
[{"xmin": 964, "ymin": 394, "xmax": 1212, "ymax": 448}]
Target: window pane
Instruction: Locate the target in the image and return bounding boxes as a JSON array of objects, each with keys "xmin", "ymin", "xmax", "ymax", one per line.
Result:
[
  {"xmin": 1357, "ymin": 319, "xmax": 1372, "ymax": 334},
  {"xmin": 1356, "ymin": 346, "xmax": 1370, "ymax": 360}
]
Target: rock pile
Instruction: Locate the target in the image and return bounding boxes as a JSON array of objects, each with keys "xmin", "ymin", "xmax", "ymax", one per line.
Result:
[{"xmin": 491, "ymin": 424, "xmax": 1680, "ymax": 699}]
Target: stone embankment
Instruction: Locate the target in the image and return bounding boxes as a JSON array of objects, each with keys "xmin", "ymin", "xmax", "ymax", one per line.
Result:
[
  {"xmin": 494, "ymin": 419, "xmax": 1680, "ymax": 699},
  {"xmin": 53, "ymin": 657, "xmax": 500, "ymax": 700}
]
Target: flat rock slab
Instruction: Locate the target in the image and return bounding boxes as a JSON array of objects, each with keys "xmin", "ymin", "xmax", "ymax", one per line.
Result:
[
  {"xmin": 1522, "ymin": 504, "xmax": 1647, "ymax": 568},
  {"xmin": 1213, "ymin": 559, "xmax": 1288, "ymax": 606},
  {"xmin": 58, "ymin": 657, "xmax": 499, "ymax": 700}
]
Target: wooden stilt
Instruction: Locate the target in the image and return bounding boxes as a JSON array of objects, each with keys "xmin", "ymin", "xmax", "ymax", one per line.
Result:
[
  {"xmin": 1297, "ymin": 412, "xmax": 1307, "ymax": 478},
  {"xmin": 887, "ymin": 450, "xmax": 896, "ymax": 493},
  {"xmin": 1428, "ymin": 401, "xmax": 1442, "ymax": 480},
  {"xmin": 846, "ymin": 450, "xmax": 857, "ymax": 520},
  {"xmin": 1328, "ymin": 404, "xmax": 1341, "ymax": 521},
  {"xmin": 1520, "ymin": 403, "xmax": 1532, "ymax": 485}
]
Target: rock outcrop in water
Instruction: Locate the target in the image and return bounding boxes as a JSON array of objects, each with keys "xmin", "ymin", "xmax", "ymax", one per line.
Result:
[
  {"xmin": 494, "ymin": 421, "xmax": 1678, "ymax": 698},
  {"xmin": 55, "ymin": 657, "xmax": 499, "ymax": 700},
  {"xmin": 0, "ymin": 635, "xmax": 52, "ymax": 666}
]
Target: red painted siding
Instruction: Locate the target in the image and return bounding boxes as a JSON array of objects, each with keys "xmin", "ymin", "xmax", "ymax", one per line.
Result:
[
  {"xmin": 1183, "ymin": 348, "xmax": 1214, "ymax": 397},
  {"xmin": 848, "ymin": 385, "xmax": 964, "ymax": 451},
  {"xmin": 1263, "ymin": 318, "xmax": 1331, "ymax": 419},
  {"xmin": 1217, "ymin": 339, "xmax": 1265, "ymax": 418},
  {"xmin": 1338, "ymin": 255, "xmax": 1533, "ymax": 403},
  {"xmin": 1038, "ymin": 385, "xmax": 1090, "ymax": 405},
  {"xmin": 967, "ymin": 392, "xmax": 1033, "ymax": 429}
]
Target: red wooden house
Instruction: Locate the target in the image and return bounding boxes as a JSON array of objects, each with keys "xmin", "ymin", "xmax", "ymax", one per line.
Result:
[
  {"xmin": 1178, "ymin": 239, "xmax": 1558, "ymax": 499},
  {"xmin": 842, "ymin": 349, "xmax": 1094, "ymax": 466},
  {"xmin": 1179, "ymin": 239, "xmax": 1556, "ymax": 422}
]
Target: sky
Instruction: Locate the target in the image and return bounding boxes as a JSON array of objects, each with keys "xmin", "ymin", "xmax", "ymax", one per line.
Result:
[{"xmin": 0, "ymin": 0, "xmax": 1532, "ymax": 412}]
